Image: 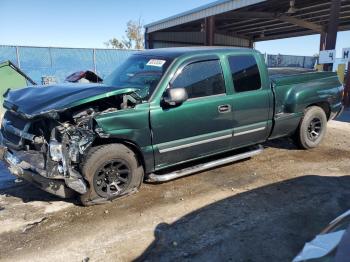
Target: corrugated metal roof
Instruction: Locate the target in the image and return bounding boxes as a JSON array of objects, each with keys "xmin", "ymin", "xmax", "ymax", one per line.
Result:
[{"xmin": 145, "ymin": 0, "xmax": 267, "ymax": 33}]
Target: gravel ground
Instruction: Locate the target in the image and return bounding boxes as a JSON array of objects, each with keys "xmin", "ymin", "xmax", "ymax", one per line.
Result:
[{"xmin": 0, "ymin": 112, "xmax": 349, "ymax": 262}]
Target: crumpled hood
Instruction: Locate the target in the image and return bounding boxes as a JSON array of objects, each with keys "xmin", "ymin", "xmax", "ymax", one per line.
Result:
[{"xmin": 3, "ymin": 83, "xmax": 139, "ymax": 118}]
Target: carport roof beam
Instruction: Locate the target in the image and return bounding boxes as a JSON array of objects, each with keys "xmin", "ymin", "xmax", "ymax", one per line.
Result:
[
  {"xmin": 145, "ymin": 0, "xmax": 267, "ymax": 33},
  {"xmin": 145, "ymin": 0, "xmax": 350, "ymax": 49},
  {"xmin": 216, "ymin": 11, "xmax": 325, "ymax": 33}
]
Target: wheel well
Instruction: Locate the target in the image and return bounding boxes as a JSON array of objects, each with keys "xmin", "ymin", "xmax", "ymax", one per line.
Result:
[
  {"xmin": 92, "ymin": 137, "xmax": 146, "ymax": 170},
  {"xmin": 307, "ymin": 102, "xmax": 331, "ymax": 120}
]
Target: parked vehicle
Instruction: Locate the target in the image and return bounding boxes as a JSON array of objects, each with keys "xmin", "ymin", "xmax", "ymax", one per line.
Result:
[
  {"xmin": 0, "ymin": 47, "xmax": 344, "ymax": 205},
  {"xmin": 65, "ymin": 70, "xmax": 103, "ymax": 83},
  {"xmin": 293, "ymin": 210, "xmax": 350, "ymax": 262}
]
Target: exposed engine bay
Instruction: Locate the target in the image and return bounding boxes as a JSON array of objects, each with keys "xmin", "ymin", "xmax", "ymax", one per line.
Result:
[{"xmin": 1, "ymin": 93, "xmax": 140, "ymax": 196}]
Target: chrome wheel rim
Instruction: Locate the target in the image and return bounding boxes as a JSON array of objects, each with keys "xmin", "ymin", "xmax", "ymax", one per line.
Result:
[{"xmin": 307, "ymin": 117, "xmax": 322, "ymax": 142}]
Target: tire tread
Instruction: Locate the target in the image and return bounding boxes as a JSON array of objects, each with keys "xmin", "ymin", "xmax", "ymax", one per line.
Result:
[{"xmin": 80, "ymin": 144, "xmax": 143, "ymax": 206}]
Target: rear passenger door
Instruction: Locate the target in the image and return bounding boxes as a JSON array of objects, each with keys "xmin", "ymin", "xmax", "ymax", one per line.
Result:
[{"xmin": 227, "ymin": 54, "xmax": 271, "ymax": 148}]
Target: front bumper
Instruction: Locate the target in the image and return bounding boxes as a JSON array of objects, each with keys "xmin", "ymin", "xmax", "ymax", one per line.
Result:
[{"xmin": 0, "ymin": 146, "xmax": 75, "ymax": 198}]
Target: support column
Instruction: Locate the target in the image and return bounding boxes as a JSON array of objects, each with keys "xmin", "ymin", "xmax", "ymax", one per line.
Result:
[
  {"xmin": 320, "ymin": 0, "xmax": 341, "ymax": 71},
  {"xmin": 205, "ymin": 16, "xmax": 215, "ymax": 46},
  {"xmin": 319, "ymin": 32, "xmax": 326, "ymax": 51},
  {"xmin": 93, "ymin": 49, "xmax": 97, "ymax": 73},
  {"xmin": 145, "ymin": 32, "xmax": 154, "ymax": 49},
  {"xmin": 344, "ymin": 62, "xmax": 350, "ymax": 107},
  {"xmin": 325, "ymin": 0, "xmax": 341, "ymax": 51},
  {"xmin": 15, "ymin": 46, "xmax": 21, "ymax": 68}
]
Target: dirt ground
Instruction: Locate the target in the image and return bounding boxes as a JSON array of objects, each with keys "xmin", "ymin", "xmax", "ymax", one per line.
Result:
[{"xmin": 0, "ymin": 112, "xmax": 350, "ymax": 262}]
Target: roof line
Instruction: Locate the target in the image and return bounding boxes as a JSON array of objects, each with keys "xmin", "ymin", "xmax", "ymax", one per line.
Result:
[
  {"xmin": 145, "ymin": 0, "xmax": 266, "ymax": 32},
  {"xmin": 144, "ymin": 0, "xmax": 231, "ymax": 27}
]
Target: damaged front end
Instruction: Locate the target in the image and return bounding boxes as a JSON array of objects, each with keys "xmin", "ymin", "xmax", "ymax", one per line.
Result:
[{"xmin": 0, "ymin": 87, "xmax": 141, "ymax": 198}]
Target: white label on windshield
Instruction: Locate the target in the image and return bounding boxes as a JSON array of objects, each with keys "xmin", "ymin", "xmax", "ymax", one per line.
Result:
[{"xmin": 146, "ymin": 59, "xmax": 166, "ymax": 67}]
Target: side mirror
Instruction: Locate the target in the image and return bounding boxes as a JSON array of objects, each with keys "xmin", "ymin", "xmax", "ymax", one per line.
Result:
[{"xmin": 162, "ymin": 87, "xmax": 188, "ymax": 106}]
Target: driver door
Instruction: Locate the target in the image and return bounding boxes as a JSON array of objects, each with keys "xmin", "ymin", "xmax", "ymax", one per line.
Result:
[{"xmin": 150, "ymin": 58, "xmax": 234, "ymax": 170}]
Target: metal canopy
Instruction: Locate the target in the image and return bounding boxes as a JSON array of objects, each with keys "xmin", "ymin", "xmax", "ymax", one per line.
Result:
[
  {"xmin": 145, "ymin": 0, "xmax": 350, "ymax": 44},
  {"xmin": 145, "ymin": 0, "xmax": 266, "ymax": 33}
]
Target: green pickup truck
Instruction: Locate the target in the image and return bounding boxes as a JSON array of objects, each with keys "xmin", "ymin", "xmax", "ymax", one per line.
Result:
[{"xmin": 0, "ymin": 47, "xmax": 344, "ymax": 205}]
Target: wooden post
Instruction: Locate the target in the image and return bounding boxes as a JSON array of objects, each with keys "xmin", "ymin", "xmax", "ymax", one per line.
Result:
[
  {"xmin": 205, "ymin": 16, "xmax": 215, "ymax": 46},
  {"xmin": 325, "ymin": 0, "xmax": 341, "ymax": 52},
  {"xmin": 320, "ymin": 0, "xmax": 341, "ymax": 71}
]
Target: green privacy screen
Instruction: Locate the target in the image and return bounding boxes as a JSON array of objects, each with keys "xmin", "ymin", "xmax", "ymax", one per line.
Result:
[{"xmin": 0, "ymin": 61, "xmax": 30, "ymax": 115}]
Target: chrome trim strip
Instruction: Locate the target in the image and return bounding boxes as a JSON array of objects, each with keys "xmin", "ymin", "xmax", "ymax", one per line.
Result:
[
  {"xmin": 234, "ymin": 126, "xmax": 266, "ymax": 137},
  {"xmin": 275, "ymin": 113, "xmax": 296, "ymax": 120},
  {"xmin": 187, "ymin": 93, "xmax": 226, "ymax": 102},
  {"xmin": 159, "ymin": 134, "xmax": 232, "ymax": 153}
]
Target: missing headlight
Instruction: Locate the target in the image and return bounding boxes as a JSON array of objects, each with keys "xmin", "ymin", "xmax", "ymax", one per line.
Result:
[{"xmin": 49, "ymin": 140, "xmax": 63, "ymax": 162}]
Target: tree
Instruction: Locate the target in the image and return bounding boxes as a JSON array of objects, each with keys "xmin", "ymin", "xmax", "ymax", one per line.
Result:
[
  {"xmin": 105, "ymin": 18, "xmax": 144, "ymax": 49},
  {"xmin": 104, "ymin": 38, "xmax": 126, "ymax": 49}
]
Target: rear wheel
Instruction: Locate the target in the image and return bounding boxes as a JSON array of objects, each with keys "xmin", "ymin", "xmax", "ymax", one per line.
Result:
[
  {"xmin": 80, "ymin": 144, "xmax": 144, "ymax": 206},
  {"xmin": 293, "ymin": 106, "xmax": 328, "ymax": 149}
]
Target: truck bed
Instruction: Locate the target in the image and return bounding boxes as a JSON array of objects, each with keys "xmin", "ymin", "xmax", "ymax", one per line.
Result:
[
  {"xmin": 268, "ymin": 69, "xmax": 343, "ymax": 140},
  {"xmin": 268, "ymin": 67, "xmax": 316, "ymax": 78}
]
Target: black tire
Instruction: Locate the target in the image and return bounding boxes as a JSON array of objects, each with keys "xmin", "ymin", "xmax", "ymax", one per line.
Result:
[
  {"xmin": 80, "ymin": 144, "xmax": 144, "ymax": 206},
  {"xmin": 293, "ymin": 106, "xmax": 328, "ymax": 149}
]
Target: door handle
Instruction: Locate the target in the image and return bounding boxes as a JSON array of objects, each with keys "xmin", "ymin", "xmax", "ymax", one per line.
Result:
[{"xmin": 218, "ymin": 104, "xmax": 231, "ymax": 113}]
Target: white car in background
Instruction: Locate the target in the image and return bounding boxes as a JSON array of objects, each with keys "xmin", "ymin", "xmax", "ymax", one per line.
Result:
[{"xmin": 293, "ymin": 210, "xmax": 350, "ymax": 262}]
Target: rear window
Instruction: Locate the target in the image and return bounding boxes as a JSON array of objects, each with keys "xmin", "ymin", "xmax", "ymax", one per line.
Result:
[{"xmin": 228, "ymin": 55, "xmax": 261, "ymax": 92}]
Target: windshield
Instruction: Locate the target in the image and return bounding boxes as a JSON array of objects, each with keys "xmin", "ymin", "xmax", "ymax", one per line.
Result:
[{"xmin": 104, "ymin": 55, "xmax": 173, "ymax": 100}]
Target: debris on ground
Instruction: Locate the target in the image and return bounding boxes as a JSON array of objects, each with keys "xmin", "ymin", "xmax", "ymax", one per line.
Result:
[{"xmin": 22, "ymin": 217, "xmax": 47, "ymax": 233}]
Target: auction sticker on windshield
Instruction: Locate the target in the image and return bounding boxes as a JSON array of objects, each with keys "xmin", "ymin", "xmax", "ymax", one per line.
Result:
[{"xmin": 146, "ymin": 59, "xmax": 166, "ymax": 67}]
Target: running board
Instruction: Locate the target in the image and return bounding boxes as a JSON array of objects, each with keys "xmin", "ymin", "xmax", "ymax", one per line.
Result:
[{"xmin": 147, "ymin": 145, "xmax": 264, "ymax": 183}]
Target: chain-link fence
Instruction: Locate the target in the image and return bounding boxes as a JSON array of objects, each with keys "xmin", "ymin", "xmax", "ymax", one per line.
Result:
[
  {"xmin": 0, "ymin": 45, "xmax": 318, "ymax": 85},
  {"xmin": 266, "ymin": 54, "xmax": 317, "ymax": 68},
  {"xmin": 0, "ymin": 45, "xmax": 136, "ymax": 84}
]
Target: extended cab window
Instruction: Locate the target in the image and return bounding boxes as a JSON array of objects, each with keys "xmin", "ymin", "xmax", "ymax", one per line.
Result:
[
  {"xmin": 172, "ymin": 60, "xmax": 225, "ymax": 99},
  {"xmin": 228, "ymin": 55, "xmax": 261, "ymax": 92}
]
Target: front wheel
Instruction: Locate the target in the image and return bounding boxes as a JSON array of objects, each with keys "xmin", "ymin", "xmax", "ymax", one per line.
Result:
[
  {"xmin": 80, "ymin": 144, "xmax": 144, "ymax": 206},
  {"xmin": 293, "ymin": 106, "xmax": 328, "ymax": 149}
]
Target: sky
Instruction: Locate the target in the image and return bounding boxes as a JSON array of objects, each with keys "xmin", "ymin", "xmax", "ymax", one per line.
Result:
[{"xmin": 1, "ymin": 0, "xmax": 350, "ymax": 57}]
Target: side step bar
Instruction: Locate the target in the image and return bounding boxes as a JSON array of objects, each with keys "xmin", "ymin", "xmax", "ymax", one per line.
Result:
[{"xmin": 147, "ymin": 145, "xmax": 263, "ymax": 183}]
